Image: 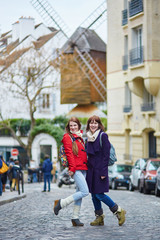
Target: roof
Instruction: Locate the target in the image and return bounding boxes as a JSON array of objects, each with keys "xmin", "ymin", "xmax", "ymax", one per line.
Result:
[
  {"xmin": 67, "ymin": 104, "xmax": 107, "ymax": 118},
  {"xmin": 33, "ymin": 32, "xmax": 57, "ymax": 49},
  {"xmin": 62, "ymin": 27, "xmax": 106, "ymax": 53}
]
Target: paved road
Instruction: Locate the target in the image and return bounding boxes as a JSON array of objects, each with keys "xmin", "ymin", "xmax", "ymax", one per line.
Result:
[{"xmin": 0, "ymin": 183, "xmax": 160, "ymax": 240}]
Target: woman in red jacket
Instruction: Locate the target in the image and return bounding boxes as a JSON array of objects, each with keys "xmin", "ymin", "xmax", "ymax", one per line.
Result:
[{"xmin": 54, "ymin": 117, "xmax": 89, "ymax": 227}]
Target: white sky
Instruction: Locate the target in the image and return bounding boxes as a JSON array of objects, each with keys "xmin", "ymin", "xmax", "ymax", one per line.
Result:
[{"xmin": 0, "ymin": 0, "xmax": 107, "ymax": 43}]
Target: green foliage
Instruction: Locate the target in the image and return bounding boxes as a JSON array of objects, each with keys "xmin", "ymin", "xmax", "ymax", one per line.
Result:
[
  {"xmin": 51, "ymin": 115, "xmax": 69, "ymax": 130},
  {"xmin": 10, "ymin": 119, "xmax": 31, "ymax": 136},
  {"xmin": 30, "ymin": 123, "xmax": 64, "ymax": 147}
]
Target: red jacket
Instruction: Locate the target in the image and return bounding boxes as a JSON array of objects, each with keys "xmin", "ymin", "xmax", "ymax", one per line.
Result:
[{"xmin": 62, "ymin": 133, "xmax": 88, "ymax": 173}]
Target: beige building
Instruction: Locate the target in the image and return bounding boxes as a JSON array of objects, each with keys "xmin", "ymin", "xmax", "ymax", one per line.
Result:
[{"xmin": 107, "ymin": 0, "xmax": 160, "ymax": 164}]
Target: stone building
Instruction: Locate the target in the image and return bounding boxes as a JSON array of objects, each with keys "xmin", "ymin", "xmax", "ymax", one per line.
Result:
[{"xmin": 107, "ymin": 0, "xmax": 160, "ymax": 164}]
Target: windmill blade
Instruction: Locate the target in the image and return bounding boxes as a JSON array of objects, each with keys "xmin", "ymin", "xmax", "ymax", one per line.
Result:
[
  {"xmin": 30, "ymin": 0, "xmax": 107, "ymax": 101},
  {"xmin": 80, "ymin": 1, "xmax": 107, "ymax": 30},
  {"xmin": 30, "ymin": 0, "xmax": 70, "ymax": 40}
]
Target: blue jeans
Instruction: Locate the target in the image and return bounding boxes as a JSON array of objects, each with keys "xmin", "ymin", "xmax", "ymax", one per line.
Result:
[
  {"xmin": 72, "ymin": 170, "xmax": 89, "ymax": 206},
  {"xmin": 43, "ymin": 173, "xmax": 51, "ymax": 191},
  {"xmin": 91, "ymin": 193, "xmax": 115, "ymax": 211},
  {"xmin": 0, "ymin": 175, "xmax": 2, "ymax": 196}
]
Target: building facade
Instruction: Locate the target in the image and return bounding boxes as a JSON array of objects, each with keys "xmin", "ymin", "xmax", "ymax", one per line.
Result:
[
  {"xmin": 0, "ymin": 17, "xmax": 74, "ymax": 166},
  {"xmin": 107, "ymin": 0, "xmax": 160, "ymax": 164}
]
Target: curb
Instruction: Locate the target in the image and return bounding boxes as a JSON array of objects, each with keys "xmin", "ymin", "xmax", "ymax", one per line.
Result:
[{"xmin": 0, "ymin": 194, "xmax": 27, "ymax": 206}]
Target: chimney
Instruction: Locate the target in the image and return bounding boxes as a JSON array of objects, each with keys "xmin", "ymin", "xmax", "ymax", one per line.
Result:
[
  {"xmin": 12, "ymin": 21, "xmax": 19, "ymax": 41},
  {"xmin": 19, "ymin": 17, "xmax": 35, "ymax": 41}
]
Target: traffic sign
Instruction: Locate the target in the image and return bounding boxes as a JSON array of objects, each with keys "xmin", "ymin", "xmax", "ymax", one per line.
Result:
[{"xmin": 11, "ymin": 148, "xmax": 19, "ymax": 156}]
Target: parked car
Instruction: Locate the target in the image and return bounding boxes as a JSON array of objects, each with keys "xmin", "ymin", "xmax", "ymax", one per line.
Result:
[
  {"xmin": 155, "ymin": 167, "xmax": 160, "ymax": 197},
  {"xmin": 129, "ymin": 158, "xmax": 148, "ymax": 191},
  {"xmin": 108, "ymin": 164, "xmax": 132, "ymax": 190},
  {"xmin": 139, "ymin": 159, "xmax": 160, "ymax": 194}
]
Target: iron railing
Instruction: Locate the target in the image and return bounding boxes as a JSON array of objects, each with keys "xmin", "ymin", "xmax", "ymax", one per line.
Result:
[
  {"xmin": 122, "ymin": 9, "xmax": 128, "ymax": 25},
  {"xmin": 141, "ymin": 102, "xmax": 155, "ymax": 112},
  {"xmin": 129, "ymin": 0, "xmax": 143, "ymax": 17},
  {"xmin": 123, "ymin": 104, "xmax": 132, "ymax": 113},
  {"xmin": 129, "ymin": 46, "xmax": 143, "ymax": 66},
  {"xmin": 122, "ymin": 55, "xmax": 128, "ymax": 70}
]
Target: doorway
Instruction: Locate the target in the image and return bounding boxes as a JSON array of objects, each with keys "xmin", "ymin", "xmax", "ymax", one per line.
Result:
[
  {"xmin": 149, "ymin": 131, "xmax": 156, "ymax": 158},
  {"xmin": 40, "ymin": 145, "xmax": 52, "ymax": 163}
]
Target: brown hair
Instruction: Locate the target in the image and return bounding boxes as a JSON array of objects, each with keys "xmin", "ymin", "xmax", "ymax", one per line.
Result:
[
  {"xmin": 65, "ymin": 117, "xmax": 81, "ymax": 155},
  {"xmin": 86, "ymin": 115, "xmax": 105, "ymax": 132}
]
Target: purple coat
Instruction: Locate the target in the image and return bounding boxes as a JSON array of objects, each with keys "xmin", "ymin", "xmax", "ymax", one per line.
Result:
[{"xmin": 86, "ymin": 130, "xmax": 111, "ymax": 194}]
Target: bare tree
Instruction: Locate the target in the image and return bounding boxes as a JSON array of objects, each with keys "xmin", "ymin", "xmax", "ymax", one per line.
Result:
[{"xmin": 0, "ymin": 47, "xmax": 59, "ymax": 160}]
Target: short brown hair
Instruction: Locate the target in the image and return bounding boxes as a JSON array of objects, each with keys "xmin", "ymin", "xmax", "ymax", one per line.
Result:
[{"xmin": 86, "ymin": 115, "xmax": 105, "ymax": 132}]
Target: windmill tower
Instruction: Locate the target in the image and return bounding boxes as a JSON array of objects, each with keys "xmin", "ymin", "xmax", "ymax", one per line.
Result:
[{"xmin": 30, "ymin": 0, "xmax": 107, "ymax": 117}]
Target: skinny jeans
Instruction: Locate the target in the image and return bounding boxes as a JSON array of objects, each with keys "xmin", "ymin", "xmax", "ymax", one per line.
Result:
[
  {"xmin": 91, "ymin": 193, "xmax": 116, "ymax": 211},
  {"xmin": 72, "ymin": 170, "xmax": 89, "ymax": 206}
]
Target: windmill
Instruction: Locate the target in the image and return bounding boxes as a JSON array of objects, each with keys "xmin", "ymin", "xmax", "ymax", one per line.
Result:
[{"xmin": 30, "ymin": 0, "xmax": 107, "ymax": 112}]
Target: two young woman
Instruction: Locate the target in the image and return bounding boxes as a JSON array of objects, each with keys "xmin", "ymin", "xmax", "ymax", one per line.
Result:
[{"xmin": 54, "ymin": 116, "xmax": 126, "ymax": 227}]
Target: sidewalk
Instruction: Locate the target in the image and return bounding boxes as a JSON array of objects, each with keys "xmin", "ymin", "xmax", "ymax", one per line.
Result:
[
  {"xmin": 0, "ymin": 187, "xmax": 26, "ymax": 206},
  {"xmin": 0, "ymin": 182, "xmax": 63, "ymax": 206}
]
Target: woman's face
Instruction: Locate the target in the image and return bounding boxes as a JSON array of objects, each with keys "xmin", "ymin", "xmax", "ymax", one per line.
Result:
[
  {"xmin": 69, "ymin": 121, "xmax": 79, "ymax": 134},
  {"xmin": 89, "ymin": 120, "xmax": 99, "ymax": 134}
]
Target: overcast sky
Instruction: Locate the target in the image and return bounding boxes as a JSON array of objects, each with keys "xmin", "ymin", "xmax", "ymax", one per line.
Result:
[{"xmin": 0, "ymin": 0, "xmax": 107, "ymax": 42}]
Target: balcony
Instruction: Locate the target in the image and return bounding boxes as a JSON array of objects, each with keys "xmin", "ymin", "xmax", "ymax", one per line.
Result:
[
  {"xmin": 129, "ymin": 46, "xmax": 143, "ymax": 66},
  {"xmin": 123, "ymin": 104, "xmax": 132, "ymax": 113},
  {"xmin": 122, "ymin": 9, "xmax": 128, "ymax": 26},
  {"xmin": 122, "ymin": 55, "xmax": 128, "ymax": 70},
  {"xmin": 141, "ymin": 102, "xmax": 155, "ymax": 112},
  {"xmin": 129, "ymin": 0, "xmax": 143, "ymax": 17}
]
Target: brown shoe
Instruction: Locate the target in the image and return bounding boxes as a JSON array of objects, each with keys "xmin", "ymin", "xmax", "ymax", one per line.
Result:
[
  {"xmin": 54, "ymin": 199, "xmax": 61, "ymax": 215},
  {"xmin": 71, "ymin": 219, "xmax": 84, "ymax": 227}
]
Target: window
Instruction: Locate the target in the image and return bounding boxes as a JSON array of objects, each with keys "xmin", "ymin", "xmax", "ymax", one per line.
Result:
[
  {"xmin": 42, "ymin": 93, "xmax": 50, "ymax": 109},
  {"xmin": 123, "ymin": 35, "xmax": 128, "ymax": 70},
  {"xmin": 123, "ymin": 83, "xmax": 132, "ymax": 112},
  {"xmin": 141, "ymin": 88, "xmax": 155, "ymax": 111},
  {"xmin": 130, "ymin": 26, "xmax": 143, "ymax": 65}
]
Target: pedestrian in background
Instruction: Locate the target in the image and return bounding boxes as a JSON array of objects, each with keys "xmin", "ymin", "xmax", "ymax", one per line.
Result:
[
  {"xmin": 10, "ymin": 159, "xmax": 21, "ymax": 191},
  {"xmin": 86, "ymin": 115, "xmax": 126, "ymax": 226},
  {"xmin": 8, "ymin": 157, "xmax": 15, "ymax": 188},
  {"xmin": 42, "ymin": 154, "xmax": 53, "ymax": 192},
  {"xmin": 54, "ymin": 117, "xmax": 89, "ymax": 227},
  {"xmin": 51, "ymin": 160, "xmax": 57, "ymax": 183},
  {"xmin": 1, "ymin": 156, "xmax": 8, "ymax": 192},
  {"xmin": 0, "ymin": 155, "xmax": 3, "ymax": 196}
]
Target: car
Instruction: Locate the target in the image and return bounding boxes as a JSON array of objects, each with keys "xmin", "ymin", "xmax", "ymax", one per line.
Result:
[
  {"xmin": 129, "ymin": 158, "xmax": 148, "ymax": 191},
  {"xmin": 139, "ymin": 159, "xmax": 160, "ymax": 194},
  {"xmin": 108, "ymin": 164, "xmax": 132, "ymax": 190},
  {"xmin": 155, "ymin": 167, "xmax": 160, "ymax": 197}
]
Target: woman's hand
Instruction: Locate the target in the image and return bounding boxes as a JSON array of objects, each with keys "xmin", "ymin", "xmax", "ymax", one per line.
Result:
[
  {"xmin": 68, "ymin": 171, "xmax": 74, "ymax": 176},
  {"xmin": 101, "ymin": 176, "xmax": 106, "ymax": 180}
]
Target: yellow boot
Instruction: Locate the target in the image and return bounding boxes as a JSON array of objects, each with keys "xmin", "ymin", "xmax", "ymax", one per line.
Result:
[
  {"xmin": 90, "ymin": 214, "xmax": 105, "ymax": 226},
  {"xmin": 114, "ymin": 206, "xmax": 126, "ymax": 226}
]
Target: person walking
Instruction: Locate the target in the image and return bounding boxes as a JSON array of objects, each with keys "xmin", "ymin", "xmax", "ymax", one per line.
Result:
[
  {"xmin": 0, "ymin": 155, "xmax": 3, "ymax": 196},
  {"xmin": 54, "ymin": 117, "xmax": 89, "ymax": 227},
  {"xmin": 42, "ymin": 154, "xmax": 53, "ymax": 192},
  {"xmin": 10, "ymin": 159, "xmax": 21, "ymax": 191},
  {"xmin": 86, "ymin": 115, "xmax": 126, "ymax": 226}
]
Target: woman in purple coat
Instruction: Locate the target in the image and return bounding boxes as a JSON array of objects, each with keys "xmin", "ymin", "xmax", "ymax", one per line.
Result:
[{"xmin": 86, "ymin": 115, "xmax": 126, "ymax": 226}]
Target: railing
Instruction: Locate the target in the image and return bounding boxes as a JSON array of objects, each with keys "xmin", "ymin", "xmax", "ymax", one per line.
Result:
[
  {"xmin": 123, "ymin": 104, "xmax": 132, "ymax": 113},
  {"xmin": 122, "ymin": 9, "xmax": 128, "ymax": 25},
  {"xmin": 122, "ymin": 55, "xmax": 128, "ymax": 70},
  {"xmin": 129, "ymin": 0, "xmax": 143, "ymax": 17},
  {"xmin": 129, "ymin": 46, "xmax": 143, "ymax": 66},
  {"xmin": 141, "ymin": 102, "xmax": 155, "ymax": 112}
]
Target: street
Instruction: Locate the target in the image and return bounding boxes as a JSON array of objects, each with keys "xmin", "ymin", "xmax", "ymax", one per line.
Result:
[{"xmin": 0, "ymin": 183, "xmax": 160, "ymax": 240}]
